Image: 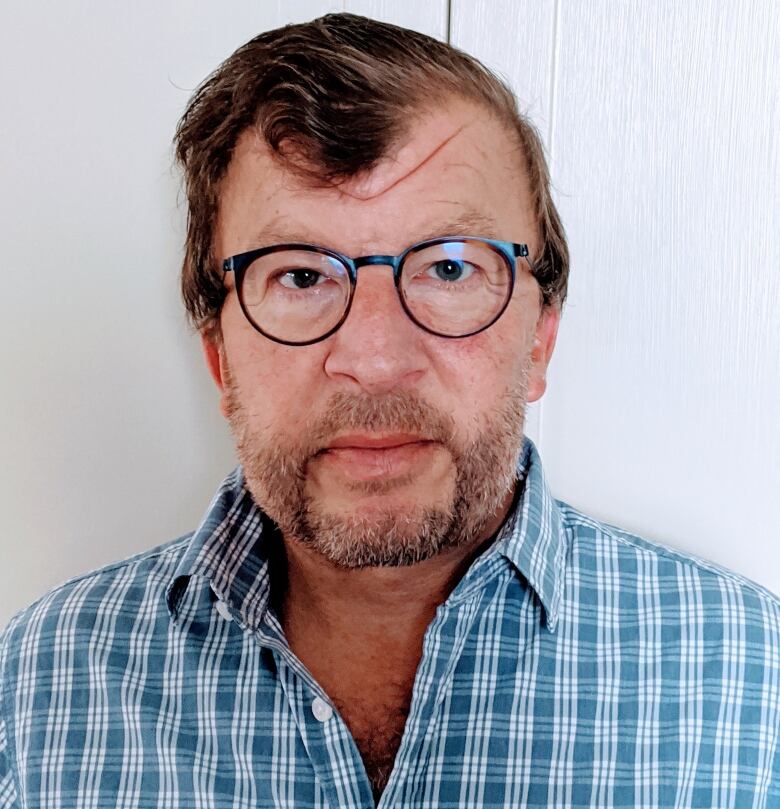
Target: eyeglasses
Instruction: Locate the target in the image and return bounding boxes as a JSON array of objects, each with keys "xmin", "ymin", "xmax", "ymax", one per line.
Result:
[{"xmin": 222, "ymin": 235, "xmax": 533, "ymax": 346}]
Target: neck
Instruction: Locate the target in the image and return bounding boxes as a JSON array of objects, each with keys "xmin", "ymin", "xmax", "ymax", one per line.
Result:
[{"xmin": 277, "ymin": 483, "xmax": 517, "ymax": 651}]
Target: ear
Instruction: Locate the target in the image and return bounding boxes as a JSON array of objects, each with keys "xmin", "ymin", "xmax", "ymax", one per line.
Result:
[
  {"xmin": 526, "ymin": 305, "xmax": 561, "ymax": 403},
  {"xmin": 200, "ymin": 331, "xmax": 230, "ymax": 419}
]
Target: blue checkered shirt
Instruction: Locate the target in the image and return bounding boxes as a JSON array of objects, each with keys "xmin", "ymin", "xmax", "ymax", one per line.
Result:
[{"xmin": 2, "ymin": 437, "xmax": 779, "ymax": 808}]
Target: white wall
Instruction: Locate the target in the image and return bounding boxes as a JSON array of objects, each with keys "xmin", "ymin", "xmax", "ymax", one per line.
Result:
[
  {"xmin": 453, "ymin": 0, "xmax": 779, "ymax": 592},
  {"xmin": 1, "ymin": 1, "xmax": 777, "ymax": 625}
]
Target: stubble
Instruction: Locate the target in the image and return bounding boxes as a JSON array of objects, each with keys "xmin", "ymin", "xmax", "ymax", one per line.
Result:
[{"xmin": 222, "ymin": 358, "xmax": 531, "ymax": 568}]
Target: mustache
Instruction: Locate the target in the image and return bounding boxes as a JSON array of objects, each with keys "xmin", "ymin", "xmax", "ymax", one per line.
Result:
[
  {"xmin": 225, "ymin": 385, "xmax": 463, "ymax": 492},
  {"xmin": 300, "ymin": 389, "xmax": 458, "ymax": 456},
  {"xmin": 225, "ymin": 388, "xmax": 460, "ymax": 466},
  {"xmin": 221, "ymin": 354, "xmax": 460, "ymax": 459}
]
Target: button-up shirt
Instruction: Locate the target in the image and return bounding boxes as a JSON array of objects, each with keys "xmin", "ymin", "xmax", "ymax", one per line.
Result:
[{"xmin": 1, "ymin": 437, "xmax": 779, "ymax": 808}]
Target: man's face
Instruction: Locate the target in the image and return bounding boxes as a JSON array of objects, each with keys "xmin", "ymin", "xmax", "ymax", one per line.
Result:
[{"xmin": 205, "ymin": 97, "xmax": 559, "ymax": 568}]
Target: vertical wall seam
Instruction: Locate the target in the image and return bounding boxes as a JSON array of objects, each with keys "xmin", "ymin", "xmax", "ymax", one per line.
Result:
[
  {"xmin": 445, "ymin": 0, "xmax": 452, "ymax": 43},
  {"xmin": 547, "ymin": 0, "xmax": 561, "ymax": 156},
  {"xmin": 539, "ymin": 0, "xmax": 562, "ymax": 453}
]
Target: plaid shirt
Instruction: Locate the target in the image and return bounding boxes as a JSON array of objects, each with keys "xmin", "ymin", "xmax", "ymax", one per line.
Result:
[{"xmin": 1, "ymin": 437, "xmax": 779, "ymax": 808}]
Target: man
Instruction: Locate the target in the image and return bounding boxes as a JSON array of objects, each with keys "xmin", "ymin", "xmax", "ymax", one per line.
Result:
[{"xmin": 1, "ymin": 12, "xmax": 778, "ymax": 808}]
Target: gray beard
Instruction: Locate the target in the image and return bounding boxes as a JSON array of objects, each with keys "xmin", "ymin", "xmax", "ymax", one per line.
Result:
[{"xmin": 223, "ymin": 367, "xmax": 530, "ymax": 569}]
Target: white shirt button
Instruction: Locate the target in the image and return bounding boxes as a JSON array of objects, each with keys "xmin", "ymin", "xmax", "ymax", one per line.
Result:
[
  {"xmin": 311, "ymin": 697, "xmax": 333, "ymax": 722},
  {"xmin": 215, "ymin": 600, "xmax": 233, "ymax": 622}
]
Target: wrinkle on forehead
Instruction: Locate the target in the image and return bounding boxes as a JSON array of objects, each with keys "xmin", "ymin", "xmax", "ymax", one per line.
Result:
[{"xmin": 338, "ymin": 121, "xmax": 469, "ymax": 201}]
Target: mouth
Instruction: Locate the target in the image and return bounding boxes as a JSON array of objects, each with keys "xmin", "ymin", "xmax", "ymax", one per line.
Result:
[
  {"xmin": 316, "ymin": 434, "xmax": 438, "ymax": 480},
  {"xmin": 323, "ymin": 433, "xmax": 433, "ymax": 451}
]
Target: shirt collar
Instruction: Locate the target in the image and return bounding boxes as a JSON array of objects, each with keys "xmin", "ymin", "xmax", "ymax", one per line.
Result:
[
  {"xmin": 166, "ymin": 435, "xmax": 568, "ymax": 633},
  {"xmin": 490, "ymin": 436, "xmax": 568, "ymax": 632},
  {"xmin": 165, "ymin": 467, "xmax": 274, "ymax": 630}
]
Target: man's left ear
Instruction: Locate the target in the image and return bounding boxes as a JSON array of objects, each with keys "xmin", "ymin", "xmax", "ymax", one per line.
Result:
[{"xmin": 526, "ymin": 305, "xmax": 561, "ymax": 403}]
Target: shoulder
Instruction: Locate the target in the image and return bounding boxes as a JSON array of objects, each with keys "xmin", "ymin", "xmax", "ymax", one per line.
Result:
[
  {"xmin": 556, "ymin": 499, "xmax": 780, "ymax": 638},
  {"xmin": 0, "ymin": 533, "xmax": 193, "ymax": 679}
]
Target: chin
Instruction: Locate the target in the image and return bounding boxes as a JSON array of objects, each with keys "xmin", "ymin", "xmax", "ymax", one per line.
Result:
[
  {"xmin": 307, "ymin": 465, "xmax": 455, "ymax": 514},
  {"xmin": 293, "ymin": 501, "xmax": 459, "ymax": 569},
  {"xmin": 289, "ymin": 472, "xmax": 491, "ymax": 569}
]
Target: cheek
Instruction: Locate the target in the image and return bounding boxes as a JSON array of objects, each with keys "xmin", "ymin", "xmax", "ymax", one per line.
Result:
[
  {"xmin": 222, "ymin": 300, "xmax": 326, "ymax": 427},
  {"xmin": 427, "ymin": 307, "xmax": 532, "ymax": 422},
  {"xmin": 436, "ymin": 301, "xmax": 529, "ymax": 378},
  {"xmin": 429, "ymin": 336, "xmax": 508, "ymax": 422}
]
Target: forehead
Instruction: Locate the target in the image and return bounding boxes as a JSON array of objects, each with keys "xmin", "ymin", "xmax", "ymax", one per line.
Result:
[{"xmin": 216, "ymin": 98, "xmax": 536, "ymax": 256}]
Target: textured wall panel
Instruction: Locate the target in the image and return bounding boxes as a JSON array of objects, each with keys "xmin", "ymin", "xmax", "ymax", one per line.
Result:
[
  {"xmin": 455, "ymin": 0, "xmax": 779, "ymax": 593},
  {"xmin": 546, "ymin": 1, "xmax": 779, "ymax": 594},
  {"xmin": 346, "ymin": 0, "xmax": 447, "ymax": 39}
]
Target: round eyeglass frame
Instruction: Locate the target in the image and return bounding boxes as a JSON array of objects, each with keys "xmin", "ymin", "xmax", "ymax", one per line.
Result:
[{"xmin": 222, "ymin": 235, "xmax": 532, "ymax": 347}]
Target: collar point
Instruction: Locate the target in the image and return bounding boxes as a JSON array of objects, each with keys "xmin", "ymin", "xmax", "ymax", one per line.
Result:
[{"xmin": 545, "ymin": 608, "xmax": 560, "ymax": 633}]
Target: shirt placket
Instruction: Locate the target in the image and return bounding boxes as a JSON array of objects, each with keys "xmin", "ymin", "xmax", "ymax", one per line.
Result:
[
  {"xmin": 377, "ymin": 588, "xmax": 487, "ymax": 808},
  {"xmin": 253, "ymin": 617, "xmax": 375, "ymax": 809}
]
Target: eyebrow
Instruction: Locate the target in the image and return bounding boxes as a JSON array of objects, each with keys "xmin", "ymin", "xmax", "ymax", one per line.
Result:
[
  {"xmin": 247, "ymin": 210, "xmax": 503, "ymax": 252},
  {"xmin": 421, "ymin": 211, "xmax": 502, "ymax": 241}
]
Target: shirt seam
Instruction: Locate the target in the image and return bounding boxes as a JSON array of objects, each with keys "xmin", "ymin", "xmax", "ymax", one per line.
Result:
[
  {"xmin": 6, "ymin": 534, "xmax": 194, "ymax": 629},
  {"xmin": 560, "ymin": 503, "xmax": 780, "ymax": 614}
]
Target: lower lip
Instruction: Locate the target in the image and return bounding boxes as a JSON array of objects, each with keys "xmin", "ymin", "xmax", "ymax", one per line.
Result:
[{"xmin": 318, "ymin": 441, "xmax": 437, "ymax": 480}]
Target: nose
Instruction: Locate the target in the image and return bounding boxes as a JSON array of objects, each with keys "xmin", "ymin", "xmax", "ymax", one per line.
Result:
[{"xmin": 323, "ymin": 265, "xmax": 429, "ymax": 394}]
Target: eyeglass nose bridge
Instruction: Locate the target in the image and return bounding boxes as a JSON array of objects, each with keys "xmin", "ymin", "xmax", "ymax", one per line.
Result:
[{"xmin": 350, "ymin": 253, "xmax": 403, "ymax": 279}]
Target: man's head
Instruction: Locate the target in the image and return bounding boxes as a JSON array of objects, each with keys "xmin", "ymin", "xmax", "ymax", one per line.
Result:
[{"xmin": 174, "ymin": 13, "xmax": 569, "ymax": 568}]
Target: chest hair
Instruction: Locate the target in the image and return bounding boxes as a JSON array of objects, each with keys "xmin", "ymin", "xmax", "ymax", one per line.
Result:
[{"xmin": 334, "ymin": 695, "xmax": 411, "ymax": 803}]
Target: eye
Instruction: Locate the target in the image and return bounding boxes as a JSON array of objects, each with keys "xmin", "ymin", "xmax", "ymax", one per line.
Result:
[
  {"xmin": 424, "ymin": 259, "xmax": 477, "ymax": 283},
  {"xmin": 277, "ymin": 269, "xmax": 326, "ymax": 289}
]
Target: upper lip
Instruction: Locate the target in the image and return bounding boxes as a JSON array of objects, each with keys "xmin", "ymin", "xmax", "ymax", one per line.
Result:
[{"xmin": 325, "ymin": 433, "xmax": 433, "ymax": 450}]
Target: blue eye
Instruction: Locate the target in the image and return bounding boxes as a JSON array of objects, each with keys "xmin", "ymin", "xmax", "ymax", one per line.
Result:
[{"xmin": 425, "ymin": 259, "xmax": 476, "ymax": 282}]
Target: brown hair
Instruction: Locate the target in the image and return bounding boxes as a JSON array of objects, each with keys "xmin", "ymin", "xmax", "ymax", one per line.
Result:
[{"xmin": 174, "ymin": 12, "xmax": 569, "ymax": 340}]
